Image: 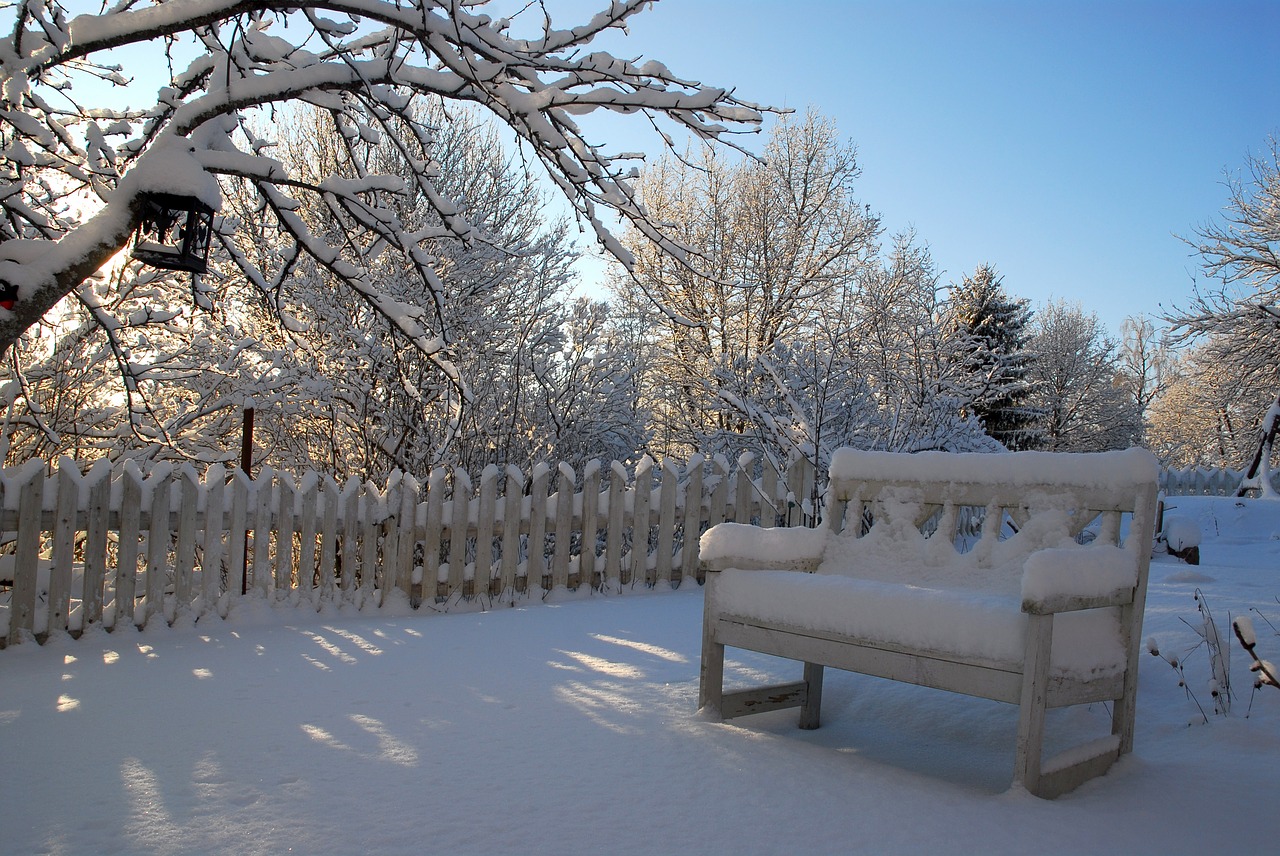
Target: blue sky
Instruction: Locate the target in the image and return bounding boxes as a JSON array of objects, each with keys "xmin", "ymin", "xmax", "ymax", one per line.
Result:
[
  {"xmin": 546, "ymin": 0, "xmax": 1280, "ymax": 334},
  {"xmin": 58, "ymin": 1, "xmax": 1280, "ymax": 335}
]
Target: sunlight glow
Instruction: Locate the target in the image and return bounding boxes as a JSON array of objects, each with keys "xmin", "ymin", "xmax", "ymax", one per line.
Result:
[
  {"xmin": 322, "ymin": 626, "xmax": 383, "ymax": 656},
  {"xmin": 591, "ymin": 634, "xmax": 687, "ymax": 663},
  {"xmin": 555, "ymin": 649, "xmax": 645, "ymax": 679}
]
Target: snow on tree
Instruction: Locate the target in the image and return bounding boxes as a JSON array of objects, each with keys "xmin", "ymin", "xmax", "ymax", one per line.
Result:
[
  {"xmin": 946, "ymin": 264, "xmax": 1038, "ymax": 449},
  {"xmin": 1116, "ymin": 314, "xmax": 1176, "ymax": 440},
  {"xmin": 851, "ymin": 234, "xmax": 1000, "ymax": 454},
  {"xmin": 0, "ymin": 0, "xmax": 766, "ymax": 460},
  {"xmin": 1025, "ymin": 300, "xmax": 1139, "ymax": 452},
  {"xmin": 612, "ymin": 109, "xmax": 881, "ymax": 464}
]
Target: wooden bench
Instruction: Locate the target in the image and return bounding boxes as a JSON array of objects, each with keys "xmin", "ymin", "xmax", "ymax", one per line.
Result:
[{"xmin": 698, "ymin": 448, "xmax": 1159, "ymax": 798}]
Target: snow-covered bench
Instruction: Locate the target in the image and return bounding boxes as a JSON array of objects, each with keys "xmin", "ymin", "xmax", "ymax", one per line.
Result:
[{"xmin": 698, "ymin": 448, "xmax": 1159, "ymax": 798}]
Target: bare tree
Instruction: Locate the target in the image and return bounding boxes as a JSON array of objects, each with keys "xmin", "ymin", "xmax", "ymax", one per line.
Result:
[
  {"xmin": 1166, "ymin": 137, "xmax": 1280, "ymax": 483},
  {"xmin": 1027, "ymin": 301, "xmax": 1139, "ymax": 452},
  {"xmin": 615, "ymin": 109, "xmax": 880, "ymax": 461}
]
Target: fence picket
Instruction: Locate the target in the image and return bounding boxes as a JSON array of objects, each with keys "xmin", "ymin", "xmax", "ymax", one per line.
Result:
[
  {"xmin": 82, "ymin": 460, "xmax": 112, "ymax": 628},
  {"xmin": 116, "ymin": 463, "xmax": 143, "ymax": 628},
  {"xmin": 226, "ymin": 469, "xmax": 249, "ymax": 603},
  {"xmin": 297, "ymin": 473, "xmax": 319, "ymax": 605},
  {"xmin": 144, "ymin": 467, "xmax": 173, "ymax": 627},
  {"xmin": 253, "ymin": 467, "xmax": 273, "ymax": 597},
  {"xmin": 605, "ymin": 461, "xmax": 626, "ymax": 587},
  {"xmin": 47, "ymin": 461, "xmax": 79, "ymax": 636},
  {"xmin": 552, "ymin": 463, "xmax": 574, "ymax": 591},
  {"xmin": 360, "ymin": 480, "xmax": 380, "ymax": 599},
  {"xmin": 500, "ymin": 466, "xmax": 522, "ymax": 598},
  {"xmin": 680, "ymin": 454, "xmax": 705, "ymax": 585},
  {"xmin": 447, "ymin": 469, "xmax": 468, "ymax": 596},
  {"xmin": 527, "ymin": 464, "xmax": 550, "ymax": 592},
  {"xmin": 399, "ymin": 473, "xmax": 420, "ymax": 601},
  {"xmin": 172, "ymin": 465, "xmax": 200, "ymax": 617},
  {"xmin": 275, "ymin": 472, "xmax": 297, "ymax": 597},
  {"xmin": 630, "ymin": 457, "xmax": 653, "ymax": 587},
  {"xmin": 476, "ymin": 466, "xmax": 498, "ymax": 597},
  {"xmin": 735, "ymin": 453, "xmax": 754, "ymax": 525},
  {"xmin": 340, "ymin": 477, "xmax": 360, "ymax": 594},
  {"xmin": 581, "ymin": 461, "xmax": 602, "ymax": 589},
  {"xmin": 7, "ymin": 462, "xmax": 44, "ymax": 643},
  {"xmin": 319, "ymin": 476, "xmax": 339, "ymax": 605},
  {"xmin": 654, "ymin": 459, "xmax": 677, "ymax": 586},
  {"xmin": 201, "ymin": 465, "xmax": 226, "ymax": 614}
]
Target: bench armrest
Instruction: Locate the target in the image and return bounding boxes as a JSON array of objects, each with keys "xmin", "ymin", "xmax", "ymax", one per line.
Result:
[
  {"xmin": 1022, "ymin": 587, "xmax": 1134, "ymax": 615},
  {"xmin": 1020, "ymin": 546, "xmax": 1137, "ymax": 615},
  {"xmin": 698, "ymin": 522, "xmax": 827, "ymax": 573}
]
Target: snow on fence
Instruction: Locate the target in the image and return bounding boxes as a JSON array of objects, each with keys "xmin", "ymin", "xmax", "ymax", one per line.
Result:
[
  {"xmin": 0, "ymin": 454, "xmax": 817, "ymax": 646},
  {"xmin": 1159, "ymin": 466, "xmax": 1279, "ymax": 497}
]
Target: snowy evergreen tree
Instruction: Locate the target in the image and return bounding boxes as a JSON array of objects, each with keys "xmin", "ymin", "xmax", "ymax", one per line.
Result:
[{"xmin": 947, "ymin": 264, "xmax": 1039, "ymax": 449}]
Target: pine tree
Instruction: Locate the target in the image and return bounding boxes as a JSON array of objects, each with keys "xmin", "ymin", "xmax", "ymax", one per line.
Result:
[{"xmin": 948, "ymin": 265, "xmax": 1039, "ymax": 449}]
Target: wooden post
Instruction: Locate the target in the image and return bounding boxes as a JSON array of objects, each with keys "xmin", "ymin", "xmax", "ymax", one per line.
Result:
[{"xmin": 240, "ymin": 406, "xmax": 253, "ymax": 594}]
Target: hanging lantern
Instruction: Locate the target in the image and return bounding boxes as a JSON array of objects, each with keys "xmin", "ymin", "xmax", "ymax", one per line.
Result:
[{"xmin": 131, "ymin": 191, "xmax": 215, "ymax": 274}]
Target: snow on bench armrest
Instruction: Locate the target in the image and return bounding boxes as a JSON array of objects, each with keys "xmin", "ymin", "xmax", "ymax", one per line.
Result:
[
  {"xmin": 699, "ymin": 523, "xmax": 828, "ymax": 572},
  {"xmin": 1020, "ymin": 546, "xmax": 1137, "ymax": 615}
]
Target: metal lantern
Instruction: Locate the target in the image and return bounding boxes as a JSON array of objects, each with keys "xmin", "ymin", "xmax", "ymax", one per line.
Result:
[{"xmin": 131, "ymin": 191, "xmax": 215, "ymax": 274}]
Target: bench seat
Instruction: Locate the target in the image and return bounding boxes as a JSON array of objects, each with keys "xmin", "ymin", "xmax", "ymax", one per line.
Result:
[{"xmin": 714, "ymin": 568, "xmax": 1127, "ymax": 682}]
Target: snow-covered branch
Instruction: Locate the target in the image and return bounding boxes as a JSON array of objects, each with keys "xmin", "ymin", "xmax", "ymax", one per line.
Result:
[{"xmin": 0, "ymin": 0, "xmax": 767, "ymax": 368}]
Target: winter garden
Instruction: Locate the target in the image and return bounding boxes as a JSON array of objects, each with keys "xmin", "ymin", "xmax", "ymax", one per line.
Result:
[{"xmin": 1, "ymin": 1, "xmax": 1279, "ymax": 853}]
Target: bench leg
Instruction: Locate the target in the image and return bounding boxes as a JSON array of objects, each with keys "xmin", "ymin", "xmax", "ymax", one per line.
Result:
[
  {"xmin": 1015, "ymin": 614, "xmax": 1052, "ymax": 795},
  {"xmin": 700, "ymin": 639, "xmax": 725, "ymax": 713},
  {"xmin": 1111, "ymin": 604, "xmax": 1140, "ymax": 755},
  {"xmin": 799, "ymin": 662, "xmax": 824, "ymax": 730}
]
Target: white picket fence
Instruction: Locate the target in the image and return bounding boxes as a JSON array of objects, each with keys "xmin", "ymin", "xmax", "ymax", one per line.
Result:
[
  {"xmin": 1160, "ymin": 466, "xmax": 1278, "ymax": 496},
  {"xmin": 0, "ymin": 453, "xmax": 817, "ymax": 646}
]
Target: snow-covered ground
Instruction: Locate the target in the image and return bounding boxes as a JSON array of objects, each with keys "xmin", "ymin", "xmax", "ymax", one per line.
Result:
[{"xmin": 2, "ymin": 495, "xmax": 1277, "ymax": 855}]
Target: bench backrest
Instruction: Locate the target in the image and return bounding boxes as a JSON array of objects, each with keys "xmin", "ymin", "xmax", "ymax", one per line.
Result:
[{"xmin": 823, "ymin": 449, "xmax": 1160, "ymax": 586}]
